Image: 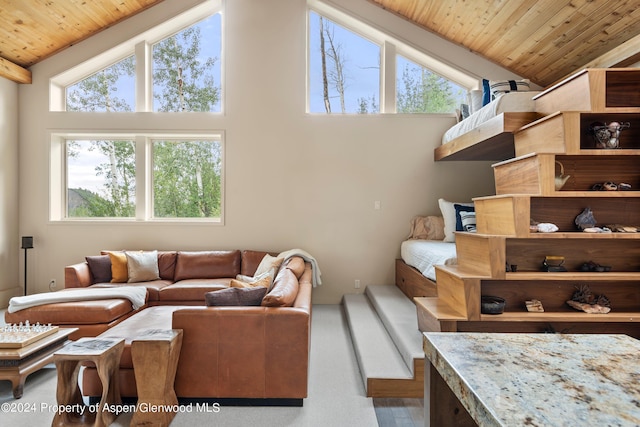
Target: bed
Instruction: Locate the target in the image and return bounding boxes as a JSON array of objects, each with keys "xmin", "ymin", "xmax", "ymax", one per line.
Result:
[
  {"xmin": 434, "ymin": 91, "xmax": 542, "ymax": 161},
  {"xmin": 395, "ymin": 213, "xmax": 459, "ymax": 299}
]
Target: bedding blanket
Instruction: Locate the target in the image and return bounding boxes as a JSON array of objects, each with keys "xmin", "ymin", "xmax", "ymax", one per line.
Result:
[
  {"xmin": 8, "ymin": 286, "xmax": 147, "ymax": 313},
  {"xmin": 401, "ymin": 240, "xmax": 457, "ymax": 282}
]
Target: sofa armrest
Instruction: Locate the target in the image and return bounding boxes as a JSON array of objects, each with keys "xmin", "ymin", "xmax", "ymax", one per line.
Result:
[
  {"xmin": 65, "ymin": 262, "xmax": 92, "ymax": 288},
  {"xmin": 172, "ymin": 305, "xmax": 310, "ymax": 399}
]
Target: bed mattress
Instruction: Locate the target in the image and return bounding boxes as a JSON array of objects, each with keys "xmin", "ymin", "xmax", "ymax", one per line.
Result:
[
  {"xmin": 442, "ymin": 91, "xmax": 541, "ymax": 144},
  {"xmin": 400, "ymin": 239, "xmax": 457, "ymax": 281}
]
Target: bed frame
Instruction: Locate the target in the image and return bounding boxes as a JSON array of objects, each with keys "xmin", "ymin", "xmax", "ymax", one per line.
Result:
[
  {"xmin": 434, "ymin": 112, "xmax": 542, "ymax": 161},
  {"xmin": 395, "ymin": 259, "xmax": 437, "ymax": 299}
]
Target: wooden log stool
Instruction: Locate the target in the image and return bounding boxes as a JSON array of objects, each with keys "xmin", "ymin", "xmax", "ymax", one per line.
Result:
[
  {"xmin": 52, "ymin": 337, "xmax": 124, "ymax": 427},
  {"xmin": 130, "ymin": 329, "xmax": 183, "ymax": 427}
]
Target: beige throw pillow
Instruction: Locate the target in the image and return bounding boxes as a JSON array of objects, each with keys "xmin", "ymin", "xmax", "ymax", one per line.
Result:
[
  {"xmin": 126, "ymin": 250, "xmax": 160, "ymax": 283},
  {"xmin": 230, "ymin": 275, "xmax": 271, "ymax": 289}
]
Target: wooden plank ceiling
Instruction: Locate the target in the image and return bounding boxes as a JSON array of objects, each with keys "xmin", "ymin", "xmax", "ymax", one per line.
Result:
[
  {"xmin": 1, "ymin": 0, "xmax": 639, "ymax": 87},
  {"xmin": 368, "ymin": 0, "xmax": 640, "ymax": 87},
  {"xmin": 0, "ymin": 0, "xmax": 163, "ymax": 83}
]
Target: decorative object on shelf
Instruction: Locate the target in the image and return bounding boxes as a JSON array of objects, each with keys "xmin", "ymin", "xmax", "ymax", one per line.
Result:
[
  {"xmin": 575, "ymin": 207, "xmax": 596, "ymax": 230},
  {"xmin": 566, "ymin": 284, "xmax": 611, "ymax": 314},
  {"xmin": 481, "ymin": 295, "xmax": 505, "ymax": 314},
  {"xmin": 537, "ymin": 223, "xmax": 558, "ymax": 233},
  {"xmin": 589, "ymin": 121, "xmax": 630, "ymax": 149},
  {"xmin": 505, "ymin": 263, "xmax": 518, "ymax": 272},
  {"xmin": 525, "ymin": 299, "xmax": 544, "ymax": 312},
  {"xmin": 554, "ymin": 161, "xmax": 570, "ymax": 190},
  {"xmin": 542, "ymin": 255, "xmax": 567, "ymax": 272},
  {"xmin": 605, "ymin": 224, "xmax": 639, "ymax": 233},
  {"xmin": 580, "ymin": 261, "xmax": 611, "ymax": 272},
  {"xmin": 591, "ymin": 181, "xmax": 632, "ymax": 191},
  {"xmin": 582, "ymin": 226, "xmax": 612, "ymax": 233}
]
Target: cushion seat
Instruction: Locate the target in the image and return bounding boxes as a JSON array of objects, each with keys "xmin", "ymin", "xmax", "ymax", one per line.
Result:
[{"xmin": 158, "ymin": 279, "xmax": 230, "ymax": 301}]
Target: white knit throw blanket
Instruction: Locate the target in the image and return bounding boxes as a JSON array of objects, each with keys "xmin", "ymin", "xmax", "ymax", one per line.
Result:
[{"xmin": 8, "ymin": 287, "xmax": 147, "ymax": 313}]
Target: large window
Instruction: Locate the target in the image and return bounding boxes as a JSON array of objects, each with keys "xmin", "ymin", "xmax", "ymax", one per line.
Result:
[
  {"xmin": 56, "ymin": 133, "xmax": 224, "ymax": 222},
  {"xmin": 308, "ymin": 11, "xmax": 380, "ymax": 114},
  {"xmin": 57, "ymin": 10, "xmax": 222, "ymax": 113},
  {"xmin": 396, "ymin": 56, "xmax": 468, "ymax": 114},
  {"xmin": 307, "ymin": 3, "xmax": 475, "ymax": 114}
]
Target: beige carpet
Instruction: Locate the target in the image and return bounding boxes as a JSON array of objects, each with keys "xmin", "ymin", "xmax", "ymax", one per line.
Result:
[{"xmin": 1, "ymin": 305, "xmax": 378, "ymax": 426}]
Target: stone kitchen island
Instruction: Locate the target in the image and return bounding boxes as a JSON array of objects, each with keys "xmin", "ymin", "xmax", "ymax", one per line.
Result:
[{"xmin": 423, "ymin": 332, "xmax": 640, "ymax": 427}]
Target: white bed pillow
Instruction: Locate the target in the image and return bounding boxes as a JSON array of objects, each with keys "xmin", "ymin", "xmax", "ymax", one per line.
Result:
[{"xmin": 439, "ymin": 198, "xmax": 474, "ymax": 242}]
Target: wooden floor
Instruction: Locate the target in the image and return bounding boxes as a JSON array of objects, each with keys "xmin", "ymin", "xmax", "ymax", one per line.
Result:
[{"xmin": 374, "ymin": 398, "xmax": 424, "ymax": 427}]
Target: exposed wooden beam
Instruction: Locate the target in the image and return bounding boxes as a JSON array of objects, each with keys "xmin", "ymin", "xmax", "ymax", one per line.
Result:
[{"xmin": 0, "ymin": 57, "xmax": 31, "ymax": 84}]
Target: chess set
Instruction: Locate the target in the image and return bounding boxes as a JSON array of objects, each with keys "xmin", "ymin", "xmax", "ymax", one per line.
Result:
[{"xmin": 0, "ymin": 321, "xmax": 59, "ymax": 348}]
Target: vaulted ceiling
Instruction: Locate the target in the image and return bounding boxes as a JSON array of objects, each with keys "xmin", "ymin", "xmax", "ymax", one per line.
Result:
[{"xmin": 1, "ymin": 0, "xmax": 639, "ymax": 87}]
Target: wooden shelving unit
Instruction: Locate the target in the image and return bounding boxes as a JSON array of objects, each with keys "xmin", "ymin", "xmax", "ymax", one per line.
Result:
[{"xmin": 417, "ymin": 69, "xmax": 640, "ymax": 338}]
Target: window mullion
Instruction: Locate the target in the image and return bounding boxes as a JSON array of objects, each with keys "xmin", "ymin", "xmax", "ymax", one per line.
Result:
[
  {"xmin": 135, "ymin": 41, "xmax": 151, "ymax": 112},
  {"xmin": 135, "ymin": 136, "xmax": 148, "ymax": 220},
  {"xmin": 381, "ymin": 41, "xmax": 396, "ymax": 114}
]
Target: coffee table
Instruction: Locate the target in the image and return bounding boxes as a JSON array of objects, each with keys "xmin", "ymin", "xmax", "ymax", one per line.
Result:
[{"xmin": 0, "ymin": 327, "xmax": 77, "ymax": 398}]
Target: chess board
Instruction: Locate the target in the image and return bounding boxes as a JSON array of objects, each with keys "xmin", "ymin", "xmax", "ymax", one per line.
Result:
[{"xmin": 0, "ymin": 325, "xmax": 59, "ymax": 348}]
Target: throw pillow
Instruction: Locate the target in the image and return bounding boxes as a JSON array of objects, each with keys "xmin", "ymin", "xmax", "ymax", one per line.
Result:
[
  {"xmin": 106, "ymin": 251, "xmax": 128, "ymax": 283},
  {"xmin": 470, "ymin": 89, "xmax": 483, "ymax": 114},
  {"xmin": 439, "ymin": 198, "xmax": 474, "ymax": 242},
  {"xmin": 85, "ymin": 255, "xmax": 112, "ymax": 283},
  {"xmin": 489, "ymin": 79, "xmax": 531, "ymax": 99},
  {"xmin": 454, "ymin": 204, "xmax": 477, "ymax": 233},
  {"xmin": 482, "ymin": 78, "xmax": 491, "ymax": 106},
  {"xmin": 205, "ymin": 287, "xmax": 267, "ymax": 306},
  {"xmin": 460, "ymin": 210, "xmax": 477, "ymax": 233},
  {"xmin": 230, "ymin": 274, "xmax": 272, "ymax": 289},
  {"xmin": 126, "ymin": 250, "xmax": 160, "ymax": 283},
  {"xmin": 254, "ymin": 254, "xmax": 284, "ymax": 277},
  {"xmin": 407, "ymin": 215, "xmax": 445, "ymax": 240}
]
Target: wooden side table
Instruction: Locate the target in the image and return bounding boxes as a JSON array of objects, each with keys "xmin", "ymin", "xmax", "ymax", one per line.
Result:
[
  {"xmin": 131, "ymin": 329, "xmax": 183, "ymax": 427},
  {"xmin": 52, "ymin": 337, "xmax": 124, "ymax": 427}
]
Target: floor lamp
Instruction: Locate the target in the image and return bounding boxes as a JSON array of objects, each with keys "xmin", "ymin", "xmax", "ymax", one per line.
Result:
[{"xmin": 21, "ymin": 236, "xmax": 33, "ymax": 296}]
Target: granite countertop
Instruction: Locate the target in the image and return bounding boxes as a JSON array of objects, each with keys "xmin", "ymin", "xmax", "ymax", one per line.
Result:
[{"xmin": 423, "ymin": 332, "xmax": 640, "ymax": 427}]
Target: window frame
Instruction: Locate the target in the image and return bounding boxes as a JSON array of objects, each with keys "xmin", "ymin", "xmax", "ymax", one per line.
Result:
[
  {"xmin": 50, "ymin": 131, "xmax": 225, "ymax": 224},
  {"xmin": 306, "ymin": 0, "xmax": 477, "ymax": 114}
]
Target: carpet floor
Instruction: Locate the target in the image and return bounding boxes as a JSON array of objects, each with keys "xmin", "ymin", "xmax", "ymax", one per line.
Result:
[{"xmin": 1, "ymin": 305, "xmax": 379, "ymax": 426}]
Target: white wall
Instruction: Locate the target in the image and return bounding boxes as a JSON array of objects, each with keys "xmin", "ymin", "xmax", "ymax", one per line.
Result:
[
  {"xmin": 15, "ymin": 0, "xmax": 522, "ymax": 305},
  {"xmin": 0, "ymin": 76, "xmax": 20, "ymax": 307}
]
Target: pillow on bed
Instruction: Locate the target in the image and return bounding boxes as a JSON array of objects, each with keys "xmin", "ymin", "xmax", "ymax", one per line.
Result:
[
  {"xmin": 439, "ymin": 198, "xmax": 474, "ymax": 242},
  {"xmin": 489, "ymin": 79, "xmax": 531, "ymax": 99},
  {"xmin": 455, "ymin": 204, "xmax": 477, "ymax": 233},
  {"xmin": 408, "ymin": 215, "xmax": 445, "ymax": 240}
]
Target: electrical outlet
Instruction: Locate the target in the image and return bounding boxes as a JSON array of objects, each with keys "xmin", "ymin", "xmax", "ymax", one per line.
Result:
[
  {"xmin": 355, "ymin": 279, "xmax": 360, "ymax": 289},
  {"xmin": 49, "ymin": 279, "xmax": 56, "ymax": 291}
]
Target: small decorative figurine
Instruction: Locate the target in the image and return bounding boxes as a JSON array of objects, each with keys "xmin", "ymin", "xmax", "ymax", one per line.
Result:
[
  {"xmin": 589, "ymin": 121, "xmax": 630, "ymax": 148},
  {"xmin": 575, "ymin": 207, "xmax": 597, "ymax": 230}
]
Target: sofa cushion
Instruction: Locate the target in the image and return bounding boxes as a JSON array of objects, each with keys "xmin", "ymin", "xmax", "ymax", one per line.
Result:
[
  {"xmin": 157, "ymin": 251, "xmax": 177, "ymax": 280},
  {"xmin": 90, "ymin": 281, "xmax": 171, "ymax": 302},
  {"xmin": 126, "ymin": 250, "xmax": 160, "ymax": 283},
  {"xmin": 86, "ymin": 255, "xmax": 112, "ymax": 283},
  {"xmin": 158, "ymin": 279, "xmax": 230, "ymax": 302},
  {"xmin": 262, "ymin": 268, "xmax": 299, "ymax": 307},
  {"xmin": 205, "ymin": 287, "xmax": 267, "ymax": 306},
  {"xmin": 174, "ymin": 251, "xmax": 241, "ymax": 281},
  {"xmin": 106, "ymin": 251, "xmax": 128, "ymax": 283},
  {"xmin": 283, "ymin": 256, "xmax": 305, "ymax": 279},
  {"xmin": 240, "ymin": 250, "xmax": 271, "ymax": 276},
  {"xmin": 4, "ymin": 298, "xmax": 135, "ymax": 326}
]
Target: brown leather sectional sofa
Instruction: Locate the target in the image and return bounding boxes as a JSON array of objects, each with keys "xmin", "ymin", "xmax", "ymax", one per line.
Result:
[{"xmin": 6, "ymin": 250, "xmax": 313, "ymax": 402}]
